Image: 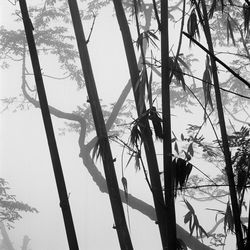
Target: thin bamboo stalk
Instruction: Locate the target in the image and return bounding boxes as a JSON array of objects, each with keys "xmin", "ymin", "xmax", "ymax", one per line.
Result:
[
  {"xmin": 111, "ymin": 0, "xmax": 168, "ymax": 247},
  {"xmin": 200, "ymin": 1, "xmax": 244, "ymax": 249},
  {"xmin": 67, "ymin": 1, "xmax": 133, "ymax": 249},
  {"xmin": 19, "ymin": 1, "xmax": 79, "ymax": 249},
  {"xmin": 161, "ymin": 0, "xmax": 177, "ymax": 249}
]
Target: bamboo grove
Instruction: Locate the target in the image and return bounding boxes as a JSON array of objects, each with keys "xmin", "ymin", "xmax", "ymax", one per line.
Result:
[{"xmin": 1, "ymin": 0, "xmax": 250, "ymax": 249}]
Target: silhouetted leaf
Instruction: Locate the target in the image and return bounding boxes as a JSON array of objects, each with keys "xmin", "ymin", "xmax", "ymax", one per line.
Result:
[
  {"xmin": 174, "ymin": 142, "xmax": 179, "ymax": 155},
  {"xmin": 224, "ymin": 202, "xmax": 234, "ymax": 233},
  {"xmin": 130, "ymin": 123, "xmax": 141, "ymax": 147},
  {"xmin": 187, "ymin": 143, "xmax": 194, "ymax": 157},
  {"xmin": 226, "ymin": 18, "xmax": 236, "ymax": 46},
  {"xmin": 137, "ymin": 69, "xmax": 146, "ymax": 114},
  {"xmin": 202, "ymin": 58, "xmax": 213, "ymax": 121},
  {"xmin": 184, "ymin": 211, "xmax": 192, "ymax": 224},
  {"xmin": 184, "ymin": 199, "xmax": 208, "ymax": 238},
  {"xmin": 174, "ymin": 158, "xmax": 193, "ymax": 193},
  {"xmin": 183, "ymin": 151, "xmax": 191, "ymax": 161},
  {"xmin": 121, "ymin": 177, "xmax": 128, "ymax": 201},
  {"xmin": 187, "ymin": 8, "xmax": 200, "ymax": 46},
  {"xmin": 243, "ymin": 2, "xmax": 250, "ymax": 33},
  {"xmin": 92, "ymin": 137, "xmax": 106, "ymax": 161},
  {"xmin": 148, "ymin": 69, "xmax": 153, "ymax": 107},
  {"xmin": 181, "ymin": 133, "xmax": 185, "ymax": 141},
  {"xmin": 135, "ymin": 152, "xmax": 140, "ymax": 171},
  {"xmin": 236, "ymin": 169, "xmax": 247, "ymax": 194},
  {"xmin": 149, "ymin": 106, "xmax": 163, "ymax": 140}
]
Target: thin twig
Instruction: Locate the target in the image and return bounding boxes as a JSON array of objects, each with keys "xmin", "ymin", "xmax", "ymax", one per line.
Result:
[
  {"xmin": 86, "ymin": 12, "xmax": 96, "ymax": 44},
  {"xmin": 183, "ymin": 31, "xmax": 250, "ymax": 89}
]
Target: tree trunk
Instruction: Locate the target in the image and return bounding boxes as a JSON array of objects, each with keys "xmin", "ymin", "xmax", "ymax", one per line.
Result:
[{"xmin": 67, "ymin": 1, "xmax": 133, "ymax": 249}]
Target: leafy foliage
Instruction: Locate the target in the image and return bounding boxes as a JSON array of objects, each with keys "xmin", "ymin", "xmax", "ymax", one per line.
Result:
[
  {"xmin": 187, "ymin": 8, "xmax": 200, "ymax": 46},
  {"xmin": 173, "ymin": 158, "xmax": 193, "ymax": 194},
  {"xmin": 0, "ymin": 178, "xmax": 38, "ymax": 227},
  {"xmin": 183, "ymin": 199, "xmax": 208, "ymax": 238},
  {"xmin": 202, "ymin": 55, "xmax": 213, "ymax": 119}
]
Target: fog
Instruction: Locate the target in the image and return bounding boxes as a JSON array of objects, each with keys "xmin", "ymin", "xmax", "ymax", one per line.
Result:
[{"xmin": 0, "ymin": 0, "xmax": 248, "ymax": 250}]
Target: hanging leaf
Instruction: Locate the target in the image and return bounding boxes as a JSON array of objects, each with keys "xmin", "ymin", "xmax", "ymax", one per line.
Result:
[
  {"xmin": 92, "ymin": 137, "xmax": 105, "ymax": 161},
  {"xmin": 174, "ymin": 142, "xmax": 179, "ymax": 155},
  {"xmin": 187, "ymin": 143, "xmax": 194, "ymax": 157},
  {"xmin": 174, "ymin": 158, "xmax": 193, "ymax": 192},
  {"xmin": 149, "ymin": 106, "xmax": 163, "ymax": 140},
  {"xmin": 224, "ymin": 202, "xmax": 234, "ymax": 233},
  {"xmin": 187, "ymin": 9, "xmax": 200, "ymax": 46},
  {"xmin": 183, "ymin": 199, "xmax": 208, "ymax": 238},
  {"xmin": 136, "ymin": 32, "xmax": 143, "ymax": 50},
  {"xmin": 236, "ymin": 169, "xmax": 247, "ymax": 194},
  {"xmin": 135, "ymin": 152, "xmax": 141, "ymax": 171},
  {"xmin": 121, "ymin": 177, "xmax": 128, "ymax": 201},
  {"xmin": 137, "ymin": 69, "xmax": 146, "ymax": 115},
  {"xmin": 183, "ymin": 151, "xmax": 191, "ymax": 161},
  {"xmin": 202, "ymin": 64, "xmax": 213, "ymax": 121},
  {"xmin": 147, "ymin": 69, "xmax": 153, "ymax": 107},
  {"xmin": 184, "ymin": 211, "xmax": 192, "ymax": 224},
  {"xmin": 243, "ymin": 2, "xmax": 250, "ymax": 33},
  {"xmin": 173, "ymin": 59, "xmax": 186, "ymax": 91},
  {"xmin": 226, "ymin": 18, "xmax": 236, "ymax": 46},
  {"xmin": 181, "ymin": 133, "xmax": 185, "ymax": 141},
  {"xmin": 130, "ymin": 123, "xmax": 141, "ymax": 147}
]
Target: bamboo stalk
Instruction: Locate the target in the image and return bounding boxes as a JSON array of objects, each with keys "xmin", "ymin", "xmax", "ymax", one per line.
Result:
[
  {"xmin": 111, "ymin": 0, "xmax": 168, "ymax": 247},
  {"xmin": 161, "ymin": 0, "xmax": 177, "ymax": 249},
  {"xmin": 200, "ymin": 1, "xmax": 244, "ymax": 249},
  {"xmin": 19, "ymin": 1, "xmax": 79, "ymax": 249},
  {"xmin": 66, "ymin": 1, "xmax": 133, "ymax": 249}
]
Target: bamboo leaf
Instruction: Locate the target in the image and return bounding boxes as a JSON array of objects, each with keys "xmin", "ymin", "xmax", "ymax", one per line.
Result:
[
  {"xmin": 187, "ymin": 143, "xmax": 194, "ymax": 157},
  {"xmin": 227, "ymin": 18, "xmax": 236, "ymax": 46},
  {"xmin": 224, "ymin": 202, "xmax": 234, "ymax": 233},
  {"xmin": 138, "ymin": 69, "xmax": 146, "ymax": 114},
  {"xmin": 184, "ymin": 211, "xmax": 192, "ymax": 224},
  {"xmin": 135, "ymin": 152, "xmax": 140, "ymax": 171},
  {"xmin": 92, "ymin": 137, "xmax": 105, "ymax": 161},
  {"xmin": 149, "ymin": 107, "xmax": 163, "ymax": 140},
  {"xmin": 181, "ymin": 133, "xmax": 185, "ymax": 141},
  {"xmin": 174, "ymin": 142, "xmax": 179, "ymax": 155},
  {"xmin": 202, "ymin": 66, "xmax": 213, "ymax": 118},
  {"xmin": 243, "ymin": 2, "xmax": 250, "ymax": 33},
  {"xmin": 148, "ymin": 69, "xmax": 153, "ymax": 107},
  {"xmin": 187, "ymin": 9, "xmax": 199, "ymax": 46},
  {"xmin": 130, "ymin": 123, "xmax": 141, "ymax": 147},
  {"xmin": 121, "ymin": 177, "xmax": 128, "ymax": 201},
  {"xmin": 184, "ymin": 199, "xmax": 195, "ymax": 214}
]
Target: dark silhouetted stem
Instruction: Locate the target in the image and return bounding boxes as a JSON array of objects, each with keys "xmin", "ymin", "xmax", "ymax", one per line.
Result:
[
  {"xmin": 111, "ymin": 0, "xmax": 168, "ymax": 248},
  {"xmin": 67, "ymin": 1, "xmax": 133, "ymax": 249},
  {"xmin": 161, "ymin": 0, "xmax": 177, "ymax": 249},
  {"xmin": 19, "ymin": 1, "xmax": 79, "ymax": 249},
  {"xmin": 200, "ymin": 1, "xmax": 244, "ymax": 249}
]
